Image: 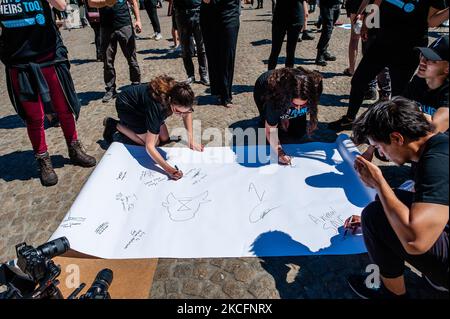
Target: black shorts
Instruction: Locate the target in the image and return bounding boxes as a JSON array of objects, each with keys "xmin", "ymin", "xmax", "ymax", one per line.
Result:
[
  {"xmin": 345, "ymin": 0, "xmax": 363, "ymax": 17},
  {"xmin": 116, "ymin": 99, "xmax": 148, "ymax": 135}
]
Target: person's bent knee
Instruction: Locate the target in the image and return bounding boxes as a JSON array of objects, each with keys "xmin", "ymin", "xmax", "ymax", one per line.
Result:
[{"xmin": 361, "ymin": 200, "xmax": 383, "ymax": 232}]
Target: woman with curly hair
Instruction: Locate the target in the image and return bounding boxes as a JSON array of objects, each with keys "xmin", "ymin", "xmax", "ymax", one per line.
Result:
[
  {"xmin": 102, "ymin": 75, "xmax": 204, "ymax": 180},
  {"xmin": 253, "ymin": 67, "xmax": 323, "ymax": 165}
]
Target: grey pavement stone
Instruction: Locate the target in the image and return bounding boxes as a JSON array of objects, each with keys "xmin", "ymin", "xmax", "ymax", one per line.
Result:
[{"xmin": 1, "ymin": 6, "xmax": 448, "ymax": 300}]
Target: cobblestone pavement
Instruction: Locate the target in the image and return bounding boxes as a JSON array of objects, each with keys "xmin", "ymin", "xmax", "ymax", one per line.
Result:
[{"xmin": 0, "ymin": 5, "xmax": 448, "ymax": 299}]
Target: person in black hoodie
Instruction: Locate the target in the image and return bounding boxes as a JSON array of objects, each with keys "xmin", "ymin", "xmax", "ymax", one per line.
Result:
[
  {"xmin": 268, "ymin": 0, "xmax": 304, "ymax": 70},
  {"xmin": 0, "ymin": 0, "xmax": 97, "ymax": 186},
  {"xmin": 200, "ymin": 0, "xmax": 240, "ymax": 108}
]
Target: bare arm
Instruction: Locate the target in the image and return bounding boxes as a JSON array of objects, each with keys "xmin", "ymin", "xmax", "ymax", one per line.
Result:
[
  {"xmin": 428, "ymin": 7, "xmax": 449, "ymax": 28},
  {"xmin": 355, "ymin": 156, "xmax": 449, "ymax": 255},
  {"xmin": 87, "ymin": 0, "xmax": 117, "ymax": 9},
  {"xmin": 145, "ymin": 132, "xmax": 182, "ymax": 179},
  {"xmin": 265, "ymin": 121, "xmax": 291, "ymax": 165},
  {"xmin": 48, "ymin": 0, "xmax": 67, "ymax": 11},
  {"xmin": 182, "ymin": 113, "xmax": 204, "ymax": 152},
  {"xmin": 432, "ymin": 107, "xmax": 449, "ymax": 133}
]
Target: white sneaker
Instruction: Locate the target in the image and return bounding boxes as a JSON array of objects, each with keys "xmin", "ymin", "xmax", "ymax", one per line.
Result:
[{"xmin": 155, "ymin": 33, "xmax": 163, "ymax": 41}]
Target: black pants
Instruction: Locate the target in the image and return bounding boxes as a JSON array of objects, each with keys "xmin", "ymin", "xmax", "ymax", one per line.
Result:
[
  {"xmin": 316, "ymin": 3, "xmax": 340, "ymax": 55},
  {"xmin": 362, "ymin": 33, "xmax": 391, "ymax": 95},
  {"xmin": 91, "ymin": 23, "xmax": 102, "ymax": 60},
  {"xmin": 144, "ymin": 0, "xmax": 161, "ymax": 33},
  {"xmin": 101, "ymin": 25, "xmax": 141, "ymax": 91},
  {"xmin": 175, "ymin": 9, "xmax": 208, "ymax": 79},
  {"xmin": 200, "ymin": 6, "xmax": 240, "ymax": 104},
  {"xmin": 346, "ymin": 38, "xmax": 425, "ymax": 119},
  {"xmin": 268, "ymin": 22, "xmax": 302, "ymax": 70},
  {"xmin": 362, "ymin": 189, "xmax": 449, "ymax": 288}
]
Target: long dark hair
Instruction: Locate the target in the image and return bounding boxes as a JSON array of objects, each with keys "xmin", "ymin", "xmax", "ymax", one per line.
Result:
[
  {"xmin": 148, "ymin": 75, "xmax": 195, "ymax": 114},
  {"xmin": 263, "ymin": 67, "xmax": 323, "ymax": 135}
]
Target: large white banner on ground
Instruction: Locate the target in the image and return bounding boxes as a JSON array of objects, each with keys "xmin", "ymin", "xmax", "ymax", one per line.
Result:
[{"xmin": 50, "ymin": 134, "xmax": 375, "ymax": 259}]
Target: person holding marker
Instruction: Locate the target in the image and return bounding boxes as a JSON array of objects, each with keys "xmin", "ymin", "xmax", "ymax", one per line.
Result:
[
  {"xmin": 253, "ymin": 67, "xmax": 323, "ymax": 165},
  {"xmin": 102, "ymin": 75, "xmax": 204, "ymax": 180}
]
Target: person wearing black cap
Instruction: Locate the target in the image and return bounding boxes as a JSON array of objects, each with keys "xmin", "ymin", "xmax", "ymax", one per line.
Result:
[
  {"xmin": 404, "ymin": 36, "xmax": 449, "ymax": 133},
  {"xmin": 328, "ymin": 0, "xmax": 449, "ymax": 132}
]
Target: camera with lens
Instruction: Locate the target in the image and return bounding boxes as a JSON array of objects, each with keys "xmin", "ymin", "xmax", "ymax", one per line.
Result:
[{"xmin": 0, "ymin": 237, "xmax": 113, "ymax": 299}]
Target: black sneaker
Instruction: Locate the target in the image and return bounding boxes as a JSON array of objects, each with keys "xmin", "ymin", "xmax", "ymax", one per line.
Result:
[
  {"xmin": 185, "ymin": 76, "xmax": 195, "ymax": 85},
  {"xmin": 102, "ymin": 90, "xmax": 117, "ymax": 103},
  {"xmin": 348, "ymin": 275, "xmax": 408, "ymax": 299},
  {"xmin": 323, "ymin": 51, "xmax": 337, "ymax": 61},
  {"xmin": 328, "ymin": 115, "xmax": 354, "ymax": 131},
  {"xmin": 315, "ymin": 55, "xmax": 327, "ymax": 66},
  {"xmin": 424, "ymin": 275, "xmax": 449, "ymax": 293},
  {"xmin": 103, "ymin": 117, "xmax": 119, "ymax": 144},
  {"xmin": 199, "ymin": 76, "xmax": 210, "ymax": 86},
  {"xmin": 302, "ymin": 31, "xmax": 315, "ymax": 41},
  {"xmin": 364, "ymin": 87, "xmax": 378, "ymax": 101}
]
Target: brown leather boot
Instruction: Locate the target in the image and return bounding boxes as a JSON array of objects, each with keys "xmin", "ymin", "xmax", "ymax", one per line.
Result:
[
  {"xmin": 68, "ymin": 140, "xmax": 96, "ymax": 167},
  {"xmin": 35, "ymin": 152, "xmax": 58, "ymax": 186}
]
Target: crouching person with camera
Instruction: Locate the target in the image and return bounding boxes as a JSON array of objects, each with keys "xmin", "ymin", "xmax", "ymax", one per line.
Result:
[
  {"xmin": 346, "ymin": 97, "xmax": 449, "ymax": 298},
  {"xmin": 0, "ymin": 0, "xmax": 96, "ymax": 187}
]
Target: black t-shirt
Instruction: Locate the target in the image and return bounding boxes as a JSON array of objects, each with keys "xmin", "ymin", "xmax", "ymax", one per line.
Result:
[
  {"xmin": 99, "ymin": 0, "xmax": 132, "ymax": 30},
  {"xmin": 404, "ymin": 76, "xmax": 449, "ymax": 117},
  {"xmin": 414, "ymin": 133, "xmax": 449, "ymax": 209},
  {"xmin": 173, "ymin": 0, "xmax": 202, "ymax": 10},
  {"xmin": 254, "ymin": 70, "xmax": 308, "ymax": 126},
  {"xmin": 378, "ymin": 0, "xmax": 447, "ymax": 45},
  {"xmin": 117, "ymin": 84, "xmax": 167, "ymax": 134},
  {"xmin": 273, "ymin": 0, "xmax": 304, "ymax": 26},
  {"xmin": 0, "ymin": 0, "xmax": 63, "ymax": 64},
  {"xmin": 201, "ymin": 0, "xmax": 240, "ymax": 25}
]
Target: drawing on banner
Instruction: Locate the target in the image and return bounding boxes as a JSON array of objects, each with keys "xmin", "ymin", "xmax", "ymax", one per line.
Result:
[
  {"xmin": 115, "ymin": 193, "xmax": 138, "ymax": 212},
  {"xmin": 116, "ymin": 171, "xmax": 127, "ymax": 181},
  {"xmin": 248, "ymin": 183, "xmax": 281, "ymax": 223},
  {"xmin": 308, "ymin": 207, "xmax": 345, "ymax": 235},
  {"xmin": 184, "ymin": 168, "xmax": 208, "ymax": 185},
  {"xmin": 140, "ymin": 170, "xmax": 168, "ymax": 187},
  {"xmin": 95, "ymin": 222, "xmax": 109, "ymax": 235},
  {"xmin": 162, "ymin": 191, "xmax": 211, "ymax": 221},
  {"xmin": 60, "ymin": 210, "xmax": 86, "ymax": 229},
  {"xmin": 124, "ymin": 229, "xmax": 146, "ymax": 250}
]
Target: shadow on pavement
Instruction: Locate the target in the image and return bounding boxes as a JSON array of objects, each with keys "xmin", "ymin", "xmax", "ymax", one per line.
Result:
[
  {"xmin": 0, "ymin": 150, "xmax": 69, "ymax": 182},
  {"xmin": 78, "ymin": 91, "xmax": 105, "ymax": 106},
  {"xmin": 0, "ymin": 114, "xmax": 26, "ymax": 129}
]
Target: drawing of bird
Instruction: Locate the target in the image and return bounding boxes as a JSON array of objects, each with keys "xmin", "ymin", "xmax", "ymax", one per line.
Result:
[{"xmin": 162, "ymin": 191, "xmax": 211, "ymax": 221}]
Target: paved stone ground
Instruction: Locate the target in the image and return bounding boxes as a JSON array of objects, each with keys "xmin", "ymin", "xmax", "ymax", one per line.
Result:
[{"xmin": 0, "ymin": 4, "xmax": 448, "ymax": 299}]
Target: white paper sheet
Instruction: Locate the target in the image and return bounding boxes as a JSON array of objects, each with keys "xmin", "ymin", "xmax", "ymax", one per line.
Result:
[{"xmin": 50, "ymin": 134, "xmax": 375, "ymax": 259}]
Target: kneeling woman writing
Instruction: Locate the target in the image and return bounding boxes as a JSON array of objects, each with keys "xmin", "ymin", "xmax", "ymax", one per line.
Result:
[{"xmin": 103, "ymin": 75, "xmax": 204, "ymax": 180}]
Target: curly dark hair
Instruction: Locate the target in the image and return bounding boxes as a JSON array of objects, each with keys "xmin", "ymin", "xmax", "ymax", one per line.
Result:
[
  {"xmin": 169, "ymin": 82, "xmax": 195, "ymax": 109},
  {"xmin": 263, "ymin": 67, "xmax": 323, "ymax": 135},
  {"xmin": 148, "ymin": 75, "xmax": 195, "ymax": 114},
  {"xmin": 352, "ymin": 96, "xmax": 435, "ymax": 145}
]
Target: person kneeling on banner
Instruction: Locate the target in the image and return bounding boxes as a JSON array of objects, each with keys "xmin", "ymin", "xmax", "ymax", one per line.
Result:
[
  {"xmin": 253, "ymin": 67, "xmax": 323, "ymax": 165},
  {"xmin": 102, "ymin": 75, "xmax": 204, "ymax": 180}
]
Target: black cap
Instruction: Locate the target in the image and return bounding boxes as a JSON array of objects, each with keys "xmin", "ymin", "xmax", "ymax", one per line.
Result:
[{"xmin": 416, "ymin": 36, "xmax": 449, "ymax": 62}]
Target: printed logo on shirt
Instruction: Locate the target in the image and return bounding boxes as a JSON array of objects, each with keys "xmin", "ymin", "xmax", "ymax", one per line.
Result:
[
  {"xmin": 385, "ymin": 0, "xmax": 419, "ymax": 13},
  {"xmin": 280, "ymin": 106, "xmax": 309, "ymax": 120},
  {"xmin": 418, "ymin": 103, "xmax": 437, "ymax": 116},
  {"xmin": 0, "ymin": 0, "xmax": 46, "ymax": 28}
]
